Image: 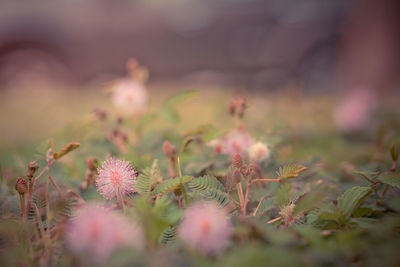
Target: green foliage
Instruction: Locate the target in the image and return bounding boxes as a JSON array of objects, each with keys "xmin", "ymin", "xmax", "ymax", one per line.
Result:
[
  {"xmin": 293, "ymin": 192, "xmax": 325, "ymax": 216},
  {"xmin": 53, "ymin": 142, "xmax": 80, "ymax": 160},
  {"xmin": 201, "ymin": 188, "xmax": 231, "ymax": 207},
  {"xmin": 159, "ymin": 225, "xmax": 178, "ymax": 245},
  {"xmin": 188, "ymin": 175, "xmax": 225, "ymax": 192},
  {"xmin": 136, "ymin": 160, "xmax": 161, "ymax": 196},
  {"xmin": 378, "ymin": 172, "xmax": 400, "ymax": 188},
  {"xmin": 276, "ymin": 164, "xmax": 307, "ymax": 180},
  {"xmin": 153, "ymin": 176, "xmax": 193, "ymax": 195},
  {"xmin": 337, "ymin": 186, "xmax": 372, "ymax": 219},
  {"xmin": 275, "ymin": 183, "xmax": 291, "ymax": 208}
]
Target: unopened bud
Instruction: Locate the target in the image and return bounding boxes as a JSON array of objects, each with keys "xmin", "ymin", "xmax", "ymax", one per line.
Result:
[
  {"xmin": 248, "ymin": 163, "xmax": 262, "ymax": 179},
  {"xmin": 27, "ymin": 161, "xmax": 39, "ymax": 178},
  {"xmin": 232, "ymin": 153, "xmax": 243, "ymax": 168},
  {"xmin": 93, "ymin": 108, "xmax": 107, "ymax": 120},
  {"xmin": 116, "ymin": 116, "xmax": 124, "ymax": 125},
  {"xmin": 86, "ymin": 157, "xmax": 98, "ymax": 171},
  {"xmin": 15, "ymin": 177, "xmax": 28, "ymax": 195},
  {"xmin": 163, "ymin": 141, "xmax": 176, "ymax": 158},
  {"xmin": 390, "ymin": 143, "xmax": 398, "ymax": 162},
  {"xmin": 229, "ymin": 96, "xmax": 247, "ymax": 117}
]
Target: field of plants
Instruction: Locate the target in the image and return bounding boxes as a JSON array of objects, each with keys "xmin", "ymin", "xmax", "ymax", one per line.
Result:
[{"xmin": 0, "ymin": 66, "xmax": 399, "ymax": 266}]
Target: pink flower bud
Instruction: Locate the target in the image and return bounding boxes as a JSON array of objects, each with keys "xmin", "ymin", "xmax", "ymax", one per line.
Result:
[
  {"xmin": 163, "ymin": 141, "xmax": 176, "ymax": 158},
  {"xmin": 15, "ymin": 177, "xmax": 28, "ymax": 195},
  {"xmin": 232, "ymin": 153, "xmax": 243, "ymax": 168}
]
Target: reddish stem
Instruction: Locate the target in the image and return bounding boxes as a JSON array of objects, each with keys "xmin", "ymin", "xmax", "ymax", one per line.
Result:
[
  {"xmin": 241, "ymin": 180, "xmax": 251, "ymax": 216},
  {"xmin": 251, "ymin": 178, "xmax": 281, "ymax": 184},
  {"xmin": 48, "ymin": 175, "xmax": 63, "ymax": 197},
  {"xmin": 381, "ymin": 184, "xmax": 389, "ymax": 197},
  {"xmin": 178, "ymin": 197, "xmax": 182, "ymax": 210},
  {"xmin": 19, "ymin": 194, "xmax": 26, "ymax": 222}
]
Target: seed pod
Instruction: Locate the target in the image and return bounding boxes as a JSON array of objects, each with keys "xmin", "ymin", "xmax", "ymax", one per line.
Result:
[{"xmin": 15, "ymin": 177, "xmax": 28, "ymax": 195}]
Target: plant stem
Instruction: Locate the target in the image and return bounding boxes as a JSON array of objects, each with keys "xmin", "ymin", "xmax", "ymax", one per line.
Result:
[
  {"xmin": 251, "ymin": 178, "xmax": 281, "ymax": 184},
  {"xmin": 381, "ymin": 184, "xmax": 389, "ymax": 197},
  {"xmin": 117, "ymin": 189, "xmax": 126, "ymax": 215},
  {"xmin": 253, "ymin": 198, "xmax": 264, "ymax": 216},
  {"xmin": 267, "ymin": 216, "xmax": 282, "ymax": 224},
  {"xmin": 178, "ymin": 196, "xmax": 182, "ymax": 210},
  {"xmin": 236, "ymin": 183, "xmax": 245, "ymax": 208},
  {"xmin": 19, "ymin": 194, "xmax": 25, "ymax": 222},
  {"xmin": 48, "ymin": 175, "xmax": 63, "ymax": 198},
  {"xmin": 241, "ymin": 180, "xmax": 251, "ymax": 216},
  {"xmin": 177, "ymin": 157, "xmax": 189, "ymax": 207},
  {"xmin": 27, "ymin": 161, "xmax": 53, "ymax": 217}
]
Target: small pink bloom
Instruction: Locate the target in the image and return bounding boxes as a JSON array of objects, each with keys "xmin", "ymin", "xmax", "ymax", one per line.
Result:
[
  {"xmin": 208, "ymin": 129, "xmax": 254, "ymax": 157},
  {"xmin": 333, "ymin": 87, "xmax": 377, "ymax": 132},
  {"xmin": 112, "ymin": 78, "xmax": 149, "ymax": 115},
  {"xmin": 179, "ymin": 202, "xmax": 232, "ymax": 255},
  {"xmin": 65, "ymin": 204, "xmax": 144, "ymax": 263},
  {"xmin": 96, "ymin": 158, "xmax": 138, "ymax": 200},
  {"xmin": 248, "ymin": 142, "xmax": 271, "ymax": 162}
]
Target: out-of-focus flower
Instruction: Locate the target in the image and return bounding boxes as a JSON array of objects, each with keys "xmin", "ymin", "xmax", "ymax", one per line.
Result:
[
  {"xmin": 333, "ymin": 87, "xmax": 377, "ymax": 132},
  {"xmin": 15, "ymin": 177, "xmax": 28, "ymax": 195},
  {"xmin": 179, "ymin": 202, "xmax": 232, "ymax": 255},
  {"xmin": 96, "ymin": 158, "xmax": 138, "ymax": 200},
  {"xmin": 208, "ymin": 129, "xmax": 254, "ymax": 156},
  {"xmin": 279, "ymin": 203, "xmax": 301, "ymax": 226},
  {"xmin": 111, "ymin": 78, "xmax": 149, "ymax": 115},
  {"xmin": 248, "ymin": 142, "xmax": 271, "ymax": 162},
  {"xmin": 65, "ymin": 204, "xmax": 144, "ymax": 263}
]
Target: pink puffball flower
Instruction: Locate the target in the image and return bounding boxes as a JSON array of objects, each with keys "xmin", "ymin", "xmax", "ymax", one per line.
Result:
[
  {"xmin": 209, "ymin": 129, "xmax": 254, "ymax": 156},
  {"xmin": 179, "ymin": 202, "xmax": 232, "ymax": 255},
  {"xmin": 248, "ymin": 142, "xmax": 271, "ymax": 162},
  {"xmin": 333, "ymin": 87, "xmax": 377, "ymax": 132},
  {"xmin": 112, "ymin": 78, "xmax": 149, "ymax": 115},
  {"xmin": 96, "ymin": 158, "xmax": 138, "ymax": 200},
  {"xmin": 65, "ymin": 204, "xmax": 144, "ymax": 263}
]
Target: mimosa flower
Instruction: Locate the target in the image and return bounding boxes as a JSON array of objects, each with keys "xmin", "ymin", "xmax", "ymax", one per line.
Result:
[
  {"xmin": 179, "ymin": 202, "xmax": 232, "ymax": 255},
  {"xmin": 96, "ymin": 158, "xmax": 138, "ymax": 200}
]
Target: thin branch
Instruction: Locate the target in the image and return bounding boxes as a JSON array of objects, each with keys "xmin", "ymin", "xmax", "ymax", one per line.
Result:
[
  {"xmin": 48, "ymin": 175, "xmax": 63, "ymax": 198},
  {"xmin": 251, "ymin": 178, "xmax": 281, "ymax": 184},
  {"xmin": 267, "ymin": 216, "xmax": 282, "ymax": 224}
]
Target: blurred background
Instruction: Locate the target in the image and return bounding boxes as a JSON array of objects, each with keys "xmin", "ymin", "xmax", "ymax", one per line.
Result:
[{"xmin": 0, "ymin": 0, "xmax": 399, "ymax": 147}]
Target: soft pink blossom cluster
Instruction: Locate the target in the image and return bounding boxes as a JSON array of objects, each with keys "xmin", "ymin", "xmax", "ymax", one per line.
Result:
[
  {"xmin": 179, "ymin": 202, "xmax": 232, "ymax": 255},
  {"xmin": 65, "ymin": 204, "xmax": 144, "ymax": 263},
  {"xmin": 208, "ymin": 129, "xmax": 271, "ymax": 162},
  {"xmin": 96, "ymin": 158, "xmax": 138, "ymax": 200},
  {"xmin": 112, "ymin": 78, "xmax": 149, "ymax": 115},
  {"xmin": 333, "ymin": 87, "xmax": 377, "ymax": 132}
]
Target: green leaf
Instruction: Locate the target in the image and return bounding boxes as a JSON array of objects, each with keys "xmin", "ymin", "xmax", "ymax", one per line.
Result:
[
  {"xmin": 275, "ymin": 183, "xmax": 291, "ymax": 208},
  {"xmin": 351, "ymin": 170, "xmax": 379, "ymax": 183},
  {"xmin": 337, "ymin": 186, "xmax": 372, "ymax": 218},
  {"xmin": 53, "ymin": 142, "xmax": 80, "ymax": 160},
  {"xmin": 201, "ymin": 188, "xmax": 231, "ymax": 207},
  {"xmin": 136, "ymin": 160, "xmax": 161, "ymax": 196},
  {"xmin": 159, "ymin": 225, "xmax": 178, "ymax": 245},
  {"xmin": 276, "ymin": 164, "xmax": 308, "ymax": 180},
  {"xmin": 378, "ymin": 173, "xmax": 400, "ymax": 188},
  {"xmin": 153, "ymin": 176, "xmax": 193, "ymax": 195},
  {"xmin": 188, "ymin": 175, "xmax": 225, "ymax": 192},
  {"xmin": 293, "ymin": 192, "xmax": 325, "ymax": 216}
]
